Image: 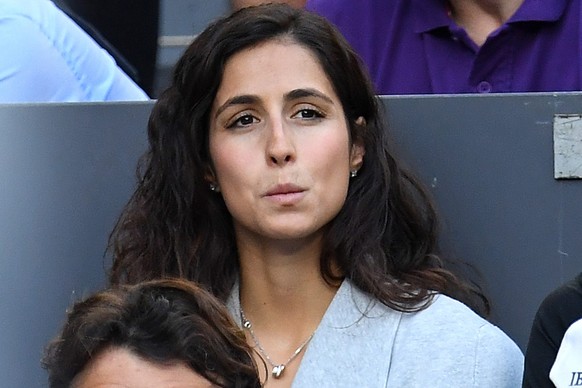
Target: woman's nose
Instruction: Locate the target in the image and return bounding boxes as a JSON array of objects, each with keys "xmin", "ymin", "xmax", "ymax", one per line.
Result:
[{"xmin": 266, "ymin": 119, "xmax": 296, "ymax": 166}]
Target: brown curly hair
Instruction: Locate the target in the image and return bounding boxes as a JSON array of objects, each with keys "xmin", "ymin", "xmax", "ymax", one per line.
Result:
[
  {"xmin": 108, "ymin": 4, "xmax": 488, "ymax": 316},
  {"xmin": 42, "ymin": 278, "xmax": 262, "ymax": 388}
]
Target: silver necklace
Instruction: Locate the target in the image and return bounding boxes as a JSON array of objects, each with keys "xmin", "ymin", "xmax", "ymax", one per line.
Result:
[{"xmin": 240, "ymin": 308, "xmax": 315, "ymax": 379}]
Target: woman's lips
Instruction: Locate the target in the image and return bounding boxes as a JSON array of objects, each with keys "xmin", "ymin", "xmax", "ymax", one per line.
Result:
[{"xmin": 263, "ymin": 184, "xmax": 306, "ymax": 205}]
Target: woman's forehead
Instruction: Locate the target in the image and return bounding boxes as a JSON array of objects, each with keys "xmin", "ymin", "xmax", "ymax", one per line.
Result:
[{"xmin": 213, "ymin": 40, "xmax": 336, "ymax": 106}]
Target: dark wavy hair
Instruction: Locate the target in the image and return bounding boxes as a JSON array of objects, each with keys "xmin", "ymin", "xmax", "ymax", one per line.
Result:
[
  {"xmin": 42, "ymin": 279, "xmax": 262, "ymax": 388},
  {"xmin": 108, "ymin": 4, "xmax": 488, "ymax": 315}
]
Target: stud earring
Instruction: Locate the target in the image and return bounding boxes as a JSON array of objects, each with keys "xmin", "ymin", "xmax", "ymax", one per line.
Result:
[
  {"xmin": 350, "ymin": 170, "xmax": 358, "ymax": 178},
  {"xmin": 209, "ymin": 183, "xmax": 220, "ymax": 192}
]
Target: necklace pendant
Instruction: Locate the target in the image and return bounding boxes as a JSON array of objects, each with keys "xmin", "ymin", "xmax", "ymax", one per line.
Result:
[{"xmin": 272, "ymin": 364, "xmax": 285, "ymax": 379}]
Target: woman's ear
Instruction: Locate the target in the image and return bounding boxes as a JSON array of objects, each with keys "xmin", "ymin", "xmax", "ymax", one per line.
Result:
[
  {"xmin": 350, "ymin": 141, "xmax": 365, "ymax": 172},
  {"xmin": 350, "ymin": 116, "xmax": 366, "ymax": 171},
  {"xmin": 204, "ymin": 166, "xmax": 215, "ymax": 184},
  {"xmin": 204, "ymin": 167, "xmax": 221, "ymax": 192}
]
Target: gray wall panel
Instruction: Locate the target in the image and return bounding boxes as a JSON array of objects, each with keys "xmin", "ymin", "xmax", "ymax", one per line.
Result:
[
  {"xmin": 383, "ymin": 93, "xmax": 582, "ymax": 351},
  {"xmin": 0, "ymin": 102, "xmax": 154, "ymax": 386},
  {"xmin": 158, "ymin": 0, "xmax": 230, "ymax": 67}
]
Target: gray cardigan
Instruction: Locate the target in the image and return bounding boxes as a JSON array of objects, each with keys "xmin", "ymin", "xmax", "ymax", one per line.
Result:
[{"xmin": 227, "ymin": 280, "xmax": 524, "ymax": 387}]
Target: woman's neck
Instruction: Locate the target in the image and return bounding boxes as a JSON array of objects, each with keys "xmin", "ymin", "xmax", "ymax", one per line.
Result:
[
  {"xmin": 237, "ymin": 234, "xmax": 339, "ymax": 327},
  {"xmin": 236, "ymin": 234, "xmax": 340, "ymax": 386},
  {"xmin": 448, "ymin": 0, "xmax": 525, "ymax": 46}
]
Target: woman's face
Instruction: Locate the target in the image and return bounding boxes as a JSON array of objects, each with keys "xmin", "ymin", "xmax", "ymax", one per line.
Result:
[
  {"xmin": 71, "ymin": 347, "xmax": 212, "ymax": 388},
  {"xmin": 208, "ymin": 39, "xmax": 364, "ymax": 244}
]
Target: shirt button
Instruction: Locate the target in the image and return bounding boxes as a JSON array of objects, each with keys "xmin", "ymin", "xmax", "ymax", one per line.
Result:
[{"xmin": 477, "ymin": 81, "xmax": 492, "ymax": 93}]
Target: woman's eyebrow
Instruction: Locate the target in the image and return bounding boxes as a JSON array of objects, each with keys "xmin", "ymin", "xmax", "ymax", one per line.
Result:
[
  {"xmin": 214, "ymin": 88, "xmax": 333, "ymax": 119},
  {"xmin": 285, "ymin": 88, "xmax": 333, "ymax": 104},
  {"xmin": 214, "ymin": 94, "xmax": 261, "ymax": 118}
]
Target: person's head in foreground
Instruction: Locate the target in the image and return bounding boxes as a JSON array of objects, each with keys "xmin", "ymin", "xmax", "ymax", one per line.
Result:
[{"xmin": 43, "ymin": 279, "xmax": 261, "ymax": 388}]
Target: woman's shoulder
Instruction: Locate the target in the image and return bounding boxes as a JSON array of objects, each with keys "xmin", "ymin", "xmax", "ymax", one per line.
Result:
[
  {"xmin": 403, "ymin": 293, "xmax": 490, "ymax": 326},
  {"xmin": 343, "ymin": 283, "xmax": 523, "ymax": 363},
  {"xmin": 401, "ymin": 293, "xmax": 520, "ymax": 348},
  {"xmin": 390, "ymin": 294, "xmax": 524, "ymax": 386}
]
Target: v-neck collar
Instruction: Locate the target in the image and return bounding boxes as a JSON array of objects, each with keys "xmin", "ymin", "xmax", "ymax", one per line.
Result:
[
  {"xmin": 226, "ymin": 279, "xmax": 403, "ymax": 386},
  {"xmin": 414, "ymin": 0, "xmax": 569, "ymax": 34}
]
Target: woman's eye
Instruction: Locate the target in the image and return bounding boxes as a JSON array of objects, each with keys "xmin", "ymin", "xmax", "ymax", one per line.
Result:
[
  {"xmin": 293, "ymin": 109, "xmax": 324, "ymax": 120},
  {"xmin": 228, "ymin": 114, "xmax": 258, "ymax": 128}
]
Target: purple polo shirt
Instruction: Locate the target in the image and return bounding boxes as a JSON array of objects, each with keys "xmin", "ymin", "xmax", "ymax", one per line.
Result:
[{"xmin": 306, "ymin": 0, "xmax": 580, "ymax": 94}]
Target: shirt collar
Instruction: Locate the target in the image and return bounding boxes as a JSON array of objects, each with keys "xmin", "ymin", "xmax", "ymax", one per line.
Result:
[
  {"xmin": 508, "ymin": 0, "xmax": 569, "ymax": 23},
  {"xmin": 414, "ymin": 0, "xmax": 570, "ymax": 33},
  {"xmin": 414, "ymin": 0, "xmax": 451, "ymax": 33}
]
